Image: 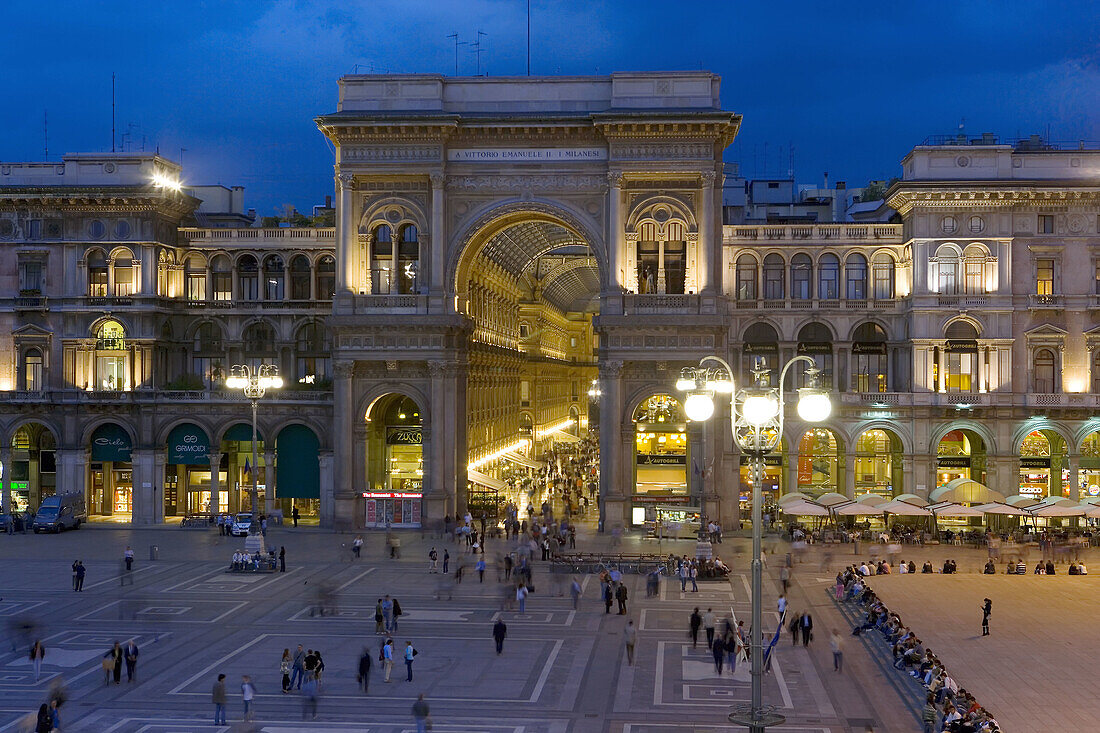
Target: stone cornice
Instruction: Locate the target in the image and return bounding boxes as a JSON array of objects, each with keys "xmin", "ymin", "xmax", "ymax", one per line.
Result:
[{"xmin": 887, "ymin": 185, "xmax": 1100, "ymax": 215}]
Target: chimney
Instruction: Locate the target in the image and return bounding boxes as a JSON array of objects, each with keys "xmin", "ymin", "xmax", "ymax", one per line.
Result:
[
  {"xmin": 325, "ymin": 195, "xmax": 332, "ymax": 208},
  {"xmin": 836, "ymin": 181, "xmax": 846, "ymax": 190},
  {"xmin": 823, "ymin": 171, "xmax": 829, "ymax": 189}
]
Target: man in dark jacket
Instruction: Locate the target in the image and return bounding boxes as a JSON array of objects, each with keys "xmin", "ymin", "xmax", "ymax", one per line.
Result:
[
  {"xmin": 689, "ymin": 608, "xmax": 703, "ymax": 648},
  {"xmin": 492, "ymin": 619, "xmax": 507, "ymax": 655},
  {"xmin": 800, "ymin": 612, "xmax": 814, "ymax": 646},
  {"xmin": 615, "ymin": 583, "xmax": 628, "ymax": 615},
  {"xmin": 357, "ymin": 648, "xmax": 372, "ymax": 693},
  {"xmin": 124, "ymin": 640, "xmax": 139, "ymax": 682}
]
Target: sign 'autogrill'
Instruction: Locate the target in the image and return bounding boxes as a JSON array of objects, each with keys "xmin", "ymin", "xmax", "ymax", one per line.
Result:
[
  {"xmin": 637, "ymin": 454, "xmax": 687, "ymax": 466},
  {"xmin": 447, "ymin": 147, "xmax": 608, "ymax": 162}
]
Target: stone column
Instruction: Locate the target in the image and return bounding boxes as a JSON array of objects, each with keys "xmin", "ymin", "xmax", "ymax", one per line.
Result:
[
  {"xmin": 0, "ymin": 444, "xmax": 10, "ymax": 514},
  {"xmin": 427, "ymin": 361, "xmax": 448, "ymax": 521},
  {"xmin": 1068, "ymin": 454, "xmax": 1080, "ymax": 500},
  {"xmin": 207, "ymin": 452, "xmax": 222, "ymax": 515},
  {"xmin": 153, "ymin": 452, "xmax": 166, "ymax": 524},
  {"xmin": 330, "ymin": 360, "xmax": 355, "ymax": 529},
  {"xmin": 901, "ymin": 455, "xmax": 914, "ymax": 497},
  {"xmin": 264, "ymin": 449, "xmax": 277, "ymax": 512},
  {"xmin": 843, "ymin": 450, "xmax": 856, "ymax": 499},
  {"xmin": 318, "ymin": 450, "xmax": 334, "ymax": 521},
  {"xmin": 130, "ymin": 449, "xmax": 155, "ymax": 525},
  {"xmin": 607, "ymin": 172, "xmax": 624, "ymax": 302},
  {"xmin": 657, "ymin": 241, "xmax": 666, "ymax": 294},
  {"xmin": 336, "ymin": 172, "xmax": 357, "ymax": 304},
  {"xmin": 430, "ymin": 173, "xmax": 445, "ymax": 305},
  {"xmin": 697, "ymin": 170, "xmax": 715, "ymax": 295},
  {"xmin": 56, "ymin": 449, "xmax": 87, "ymax": 498},
  {"xmin": 141, "ymin": 245, "xmax": 156, "ymax": 295},
  {"xmin": 598, "ymin": 359, "xmax": 624, "ymax": 530},
  {"xmin": 785, "ymin": 449, "xmax": 800, "ymax": 496}
]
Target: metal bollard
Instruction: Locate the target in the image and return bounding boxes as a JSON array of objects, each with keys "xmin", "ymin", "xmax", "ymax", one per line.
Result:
[{"xmin": 149, "ymin": 544, "xmax": 159, "ymax": 561}]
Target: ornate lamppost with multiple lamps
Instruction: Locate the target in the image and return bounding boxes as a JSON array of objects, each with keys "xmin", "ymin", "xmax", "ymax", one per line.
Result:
[{"xmin": 225, "ymin": 364, "xmax": 283, "ymax": 554}]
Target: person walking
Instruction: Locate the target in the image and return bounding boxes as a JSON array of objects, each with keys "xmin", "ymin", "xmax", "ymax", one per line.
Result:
[
  {"xmin": 788, "ymin": 613, "xmax": 800, "ymax": 646},
  {"xmin": 703, "ymin": 608, "xmax": 717, "ymax": 649},
  {"xmin": 830, "ymin": 629, "xmax": 843, "ymax": 672},
  {"xmin": 301, "ymin": 673, "xmax": 318, "ymax": 720},
  {"xmin": 374, "ymin": 599, "xmax": 385, "ymax": 634},
  {"xmin": 429, "ymin": 547, "xmax": 438, "ymax": 573},
  {"xmin": 30, "ymin": 639, "xmax": 44, "ymax": 682},
  {"xmin": 800, "ymin": 611, "xmax": 813, "ymax": 647},
  {"xmin": 280, "ymin": 649, "xmax": 292, "ymax": 693},
  {"xmin": 411, "ymin": 693, "xmax": 431, "ymax": 733},
  {"xmin": 241, "ymin": 675, "xmax": 256, "ymax": 721},
  {"xmin": 279, "ymin": 546, "xmax": 286, "ymax": 573},
  {"xmin": 107, "ymin": 641, "xmax": 123, "ymax": 685},
  {"xmin": 382, "ymin": 595, "xmax": 394, "ymax": 633},
  {"xmin": 725, "ymin": 630, "xmax": 738, "ymax": 674},
  {"xmin": 476, "ymin": 557, "xmax": 486, "ymax": 582},
  {"xmin": 624, "ymin": 619, "xmax": 637, "ymax": 666},
  {"xmin": 981, "ymin": 598, "xmax": 992, "ymax": 636},
  {"xmin": 689, "ymin": 608, "xmax": 702, "ymax": 649},
  {"xmin": 124, "ymin": 546, "xmax": 135, "ymax": 571},
  {"xmin": 35, "ymin": 703, "xmax": 52, "ymax": 733},
  {"xmin": 352, "ymin": 535, "xmax": 363, "ymax": 559},
  {"xmin": 442, "ymin": 549, "xmax": 450, "ymax": 574},
  {"xmin": 689, "ymin": 563, "xmax": 698, "ymax": 592},
  {"xmin": 711, "ymin": 634, "xmax": 725, "ymax": 674},
  {"xmin": 404, "ymin": 641, "xmax": 417, "ymax": 682},
  {"xmin": 615, "ymin": 582, "xmax": 628, "ymax": 614},
  {"xmin": 382, "ymin": 638, "xmax": 394, "ymax": 682},
  {"xmin": 75, "ymin": 562, "xmax": 86, "ymax": 592},
  {"xmin": 292, "ymin": 505, "xmax": 300, "ymax": 527},
  {"xmin": 779, "ymin": 565, "xmax": 790, "ymax": 593},
  {"xmin": 291, "ymin": 644, "xmax": 306, "ymax": 690},
  {"xmin": 516, "ymin": 583, "xmax": 528, "ymax": 613},
  {"xmin": 679, "ymin": 560, "xmax": 689, "ymax": 592},
  {"xmin": 124, "ymin": 639, "xmax": 139, "ymax": 682},
  {"xmin": 603, "ymin": 581, "xmax": 614, "ymax": 614},
  {"xmin": 71, "ymin": 560, "xmax": 79, "ymax": 591},
  {"xmin": 357, "ymin": 647, "xmax": 372, "ymax": 693},
  {"xmin": 492, "ymin": 618, "xmax": 507, "ymax": 655},
  {"xmin": 570, "ymin": 577, "xmax": 581, "ymax": 610},
  {"xmin": 777, "ymin": 594, "xmax": 787, "ymax": 621}
]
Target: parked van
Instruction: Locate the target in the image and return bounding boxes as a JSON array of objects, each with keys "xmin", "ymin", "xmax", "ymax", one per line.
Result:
[{"xmin": 33, "ymin": 494, "xmax": 86, "ymax": 533}]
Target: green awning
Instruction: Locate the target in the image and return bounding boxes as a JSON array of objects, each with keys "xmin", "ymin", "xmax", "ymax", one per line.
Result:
[
  {"xmin": 91, "ymin": 423, "xmax": 132, "ymax": 462},
  {"xmin": 224, "ymin": 423, "xmax": 263, "ymax": 442},
  {"xmin": 167, "ymin": 423, "xmax": 211, "ymax": 465},
  {"xmin": 276, "ymin": 424, "xmax": 319, "ymax": 499}
]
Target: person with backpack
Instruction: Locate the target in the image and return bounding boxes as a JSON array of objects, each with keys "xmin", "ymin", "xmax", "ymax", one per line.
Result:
[{"xmin": 404, "ymin": 641, "xmax": 418, "ymax": 681}]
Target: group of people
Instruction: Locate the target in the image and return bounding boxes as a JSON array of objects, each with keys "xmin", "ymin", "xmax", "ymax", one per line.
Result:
[
  {"xmin": 986, "ymin": 557, "xmax": 1089, "ymax": 574},
  {"xmin": 688, "ymin": 606, "xmax": 747, "ymax": 676},
  {"xmin": 841, "ymin": 570, "xmax": 1000, "ymax": 732},
  {"xmin": 100, "ymin": 640, "xmax": 139, "ymax": 685},
  {"xmin": 228, "ymin": 547, "xmax": 281, "ymax": 572}
]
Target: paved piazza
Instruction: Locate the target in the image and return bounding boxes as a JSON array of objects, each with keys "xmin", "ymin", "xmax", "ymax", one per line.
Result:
[{"xmin": 0, "ymin": 524, "xmax": 935, "ymax": 733}]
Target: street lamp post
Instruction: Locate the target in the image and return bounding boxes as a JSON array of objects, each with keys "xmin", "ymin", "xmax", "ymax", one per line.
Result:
[
  {"xmin": 225, "ymin": 364, "xmax": 283, "ymax": 554},
  {"xmin": 677, "ymin": 354, "xmax": 831, "ymax": 733}
]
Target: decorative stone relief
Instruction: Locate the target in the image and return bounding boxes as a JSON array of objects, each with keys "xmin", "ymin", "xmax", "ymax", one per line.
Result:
[
  {"xmin": 610, "ymin": 142, "xmax": 713, "ymax": 161},
  {"xmin": 342, "ymin": 146, "xmax": 441, "ymax": 163},
  {"xmin": 444, "ymin": 175, "xmax": 607, "ymax": 192}
]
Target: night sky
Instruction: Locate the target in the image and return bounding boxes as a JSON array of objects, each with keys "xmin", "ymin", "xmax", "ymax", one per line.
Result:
[{"xmin": 2, "ymin": 1, "xmax": 1097, "ymax": 216}]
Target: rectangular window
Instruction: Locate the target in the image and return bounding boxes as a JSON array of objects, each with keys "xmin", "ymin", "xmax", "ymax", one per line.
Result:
[
  {"xmin": 1038, "ymin": 214, "xmax": 1055, "ymax": 234},
  {"xmin": 664, "ymin": 241, "xmax": 686, "ymax": 295},
  {"xmin": 791, "ymin": 265, "xmax": 811, "ymax": 299},
  {"xmin": 186, "ymin": 272, "xmax": 207, "ymax": 301},
  {"xmin": 25, "ymin": 354, "xmax": 42, "ymax": 392},
  {"xmin": 1094, "ymin": 260, "xmax": 1100, "ymax": 296},
  {"xmin": 1036, "ymin": 258, "xmax": 1054, "ymax": 295},
  {"xmin": 19, "ymin": 261, "xmax": 44, "ymax": 293},
  {"xmin": 819, "ymin": 266, "xmax": 838, "ymax": 299},
  {"xmin": 873, "ymin": 265, "xmax": 893, "ymax": 300},
  {"xmin": 763, "ymin": 266, "xmax": 783, "ymax": 300},
  {"xmin": 212, "ymin": 273, "xmax": 231, "ymax": 301},
  {"xmin": 963, "ymin": 260, "xmax": 983, "ymax": 293},
  {"xmin": 114, "ymin": 262, "xmax": 133, "ymax": 296},
  {"xmin": 239, "ymin": 273, "xmax": 258, "ymax": 301},
  {"xmin": 737, "ymin": 267, "xmax": 757, "ymax": 300}
]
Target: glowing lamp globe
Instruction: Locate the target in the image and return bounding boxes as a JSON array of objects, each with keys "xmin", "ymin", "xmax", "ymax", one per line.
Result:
[
  {"xmin": 741, "ymin": 394, "xmax": 779, "ymax": 426},
  {"xmin": 797, "ymin": 391, "xmax": 832, "ymax": 423},
  {"xmin": 675, "ymin": 378, "xmax": 696, "ymax": 392},
  {"xmin": 684, "ymin": 392, "xmax": 715, "ymax": 422}
]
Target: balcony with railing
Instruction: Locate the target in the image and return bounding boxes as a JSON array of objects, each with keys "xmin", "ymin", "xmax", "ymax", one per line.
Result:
[
  {"xmin": 0, "ymin": 388, "xmax": 334, "ymax": 405},
  {"xmin": 725, "ymin": 223, "xmax": 903, "ymax": 243},
  {"xmin": 733, "ymin": 298, "xmax": 901, "ymax": 312},
  {"xmin": 180, "ymin": 227, "xmax": 336, "ymax": 244},
  {"xmin": 1027, "ymin": 293, "xmax": 1065, "ymax": 310}
]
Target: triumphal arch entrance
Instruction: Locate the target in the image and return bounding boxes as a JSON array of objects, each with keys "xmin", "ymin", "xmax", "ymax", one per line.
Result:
[{"xmin": 316, "ymin": 72, "xmax": 740, "ymax": 530}]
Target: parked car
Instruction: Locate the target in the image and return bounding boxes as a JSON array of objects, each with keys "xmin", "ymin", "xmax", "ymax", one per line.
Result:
[
  {"xmin": 229, "ymin": 513, "xmax": 253, "ymax": 537},
  {"xmin": 33, "ymin": 494, "xmax": 86, "ymax": 533}
]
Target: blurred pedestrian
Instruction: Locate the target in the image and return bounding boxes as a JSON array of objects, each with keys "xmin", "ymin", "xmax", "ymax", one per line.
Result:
[
  {"xmin": 124, "ymin": 639, "xmax": 139, "ymax": 682},
  {"xmin": 301, "ymin": 674, "xmax": 318, "ymax": 719},
  {"xmin": 75, "ymin": 562, "xmax": 86, "ymax": 592},
  {"xmin": 493, "ymin": 619, "xmax": 507, "ymax": 655},
  {"xmin": 211, "ymin": 673, "xmax": 227, "ymax": 726},
  {"xmin": 124, "ymin": 546, "xmax": 134, "ymax": 571},
  {"xmin": 279, "ymin": 546, "xmax": 286, "ymax": 572},
  {"xmin": 624, "ymin": 620, "xmax": 636, "ymax": 666},
  {"xmin": 241, "ymin": 674, "xmax": 256, "ymax": 721},
  {"xmin": 357, "ymin": 648, "xmax": 372, "ymax": 693},
  {"xmin": 30, "ymin": 640, "xmax": 44, "ymax": 682},
  {"xmin": 280, "ymin": 649, "xmax": 291, "ymax": 693},
  {"xmin": 411, "ymin": 693, "xmax": 430, "ymax": 733}
]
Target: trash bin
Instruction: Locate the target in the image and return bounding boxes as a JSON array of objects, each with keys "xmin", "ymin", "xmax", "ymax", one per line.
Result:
[{"xmin": 149, "ymin": 545, "xmax": 159, "ymax": 561}]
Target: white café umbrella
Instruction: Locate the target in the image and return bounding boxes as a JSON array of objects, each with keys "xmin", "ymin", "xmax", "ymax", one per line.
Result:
[
  {"xmin": 1005, "ymin": 494, "xmax": 1040, "ymax": 508},
  {"xmin": 779, "ymin": 499, "xmax": 830, "ymax": 517},
  {"xmin": 1027, "ymin": 497, "xmax": 1086, "ymax": 517},
  {"xmin": 815, "ymin": 492, "xmax": 851, "ymax": 507},
  {"xmin": 777, "ymin": 492, "xmax": 813, "ymax": 505},
  {"xmin": 833, "ymin": 501, "xmax": 888, "ymax": 516},
  {"xmin": 972, "ymin": 502, "xmax": 1031, "ymax": 516},
  {"xmin": 927, "ymin": 501, "xmax": 985, "ymax": 517},
  {"xmin": 879, "ymin": 499, "xmax": 932, "ymax": 516}
]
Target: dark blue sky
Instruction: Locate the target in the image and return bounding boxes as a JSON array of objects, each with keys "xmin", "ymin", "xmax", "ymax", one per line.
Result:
[{"xmin": 3, "ymin": 1, "xmax": 1097, "ymax": 215}]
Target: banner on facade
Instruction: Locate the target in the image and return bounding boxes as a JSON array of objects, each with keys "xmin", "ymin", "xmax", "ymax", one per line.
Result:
[
  {"xmin": 945, "ymin": 339, "xmax": 979, "ymax": 354},
  {"xmin": 1020, "ymin": 457, "xmax": 1051, "ymax": 469},
  {"xmin": 447, "ymin": 147, "xmax": 607, "ymax": 162},
  {"xmin": 796, "ymin": 342, "xmax": 832, "ymax": 355},
  {"xmin": 90, "ymin": 424, "xmax": 132, "ymax": 462},
  {"xmin": 852, "ymin": 342, "xmax": 887, "ymax": 355},
  {"xmin": 387, "ymin": 427, "xmax": 423, "ymax": 445},
  {"xmin": 743, "ymin": 342, "xmax": 778, "ymax": 354},
  {"xmin": 167, "ymin": 423, "xmax": 211, "ymax": 465},
  {"xmin": 637, "ymin": 454, "xmax": 687, "ymax": 466},
  {"xmin": 937, "ymin": 456, "xmax": 971, "ymax": 468}
]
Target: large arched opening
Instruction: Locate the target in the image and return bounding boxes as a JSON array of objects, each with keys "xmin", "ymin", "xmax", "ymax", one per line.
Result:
[
  {"xmin": 364, "ymin": 393, "xmax": 424, "ymax": 527},
  {"xmin": 8, "ymin": 423, "xmax": 57, "ymax": 512},
  {"xmin": 936, "ymin": 429, "xmax": 988, "ymax": 487}
]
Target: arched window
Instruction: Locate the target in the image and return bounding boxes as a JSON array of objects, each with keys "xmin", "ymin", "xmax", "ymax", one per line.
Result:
[
  {"xmin": 94, "ymin": 320, "xmax": 128, "ymax": 391},
  {"xmin": 845, "ymin": 253, "xmax": 867, "ymax": 300},
  {"xmin": 289, "ymin": 255, "xmax": 311, "ymax": 300},
  {"xmin": 944, "ymin": 321, "xmax": 980, "ymax": 393},
  {"xmin": 736, "ymin": 255, "xmax": 758, "ymax": 300},
  {"xmin": 855, "ymin": 429, "xmax": 896, "ymax": 495},
  {"xmin": 87, "ymin": 250, "xmax": 108, "ymax": 296},
  {"xmin": 763, "ymin": 254, "xmax": 785, "ymax": 300},
  {"xmin": 937, "ymin": 245, "xmax": 959, "ymax": 294},
  {"xmin": 371, "ymin": 225, "xmax": 393, "ymax": 294},
  {"xmin": 237, "ymin": 255, "xmax": 259, "ymax": 301},
  {"xmin": 796, "ymin": 322, "xmax": 833, "ymax": 389},
  {"xmin": 112, "ymin": 251, "xmax": 134, "ymax": 297},
  {"xmin": 790, "ymin": 253, "xmax": 812, "ymax": 300},
  {"xmin": 316, "ymin": 256, "xmax": 336, "ymax": 300},
  {"xmin": 185, "ymin": 254, "xmax": 207, "ymax": 301},
  {"xmin": 263, "ymin": 255, "xmax": 285, "ymax": 300},
  {"xmin": 741, "ymin": 322, "xmax": 779, "ymax": 387},
  {"xmin": 398, "ymin": 224, "xmax": 419, "ymax": 294},
  {"xmin": 872, "ymin": 254, "xmax": 895, "ymax": 300},
  {"xmin": 1034, "ymin": 348, "xmax": 1057, "ymax": 394},
  {"xmin": 192, "ymin": 322, "xmax": 225, "ymax": 388},
  {"xmin": 23, "ymin": 348, "xmax": 43, "ymax": 392},
  {"xmin": 242, "ymin": 322, "xmax": 276, "ymax": 369},
  {"xmin": 295, "ymin": 322, "xmax": 331, "ymax": 386},
  {"xmin": 211, "ymin": 255, "xmax": 232, "ymax": 301},
  {"xmin": 852, "ymin": 322, "xmax": 889, "ymax": 393},
  {"xmin": 818, "ymin": 254, "xmax": 839, "ymax": 300},
  {"xmin": 797, "ymin": 428, "xmax": 839, "ymax": 498},
  {"xmin": 963, "ymin": 244, "xmax": 987, "ymax": 293}
]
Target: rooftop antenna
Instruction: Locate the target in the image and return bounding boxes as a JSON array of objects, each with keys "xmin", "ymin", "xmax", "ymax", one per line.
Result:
[
  {"xmin": 180, "ymin": 147, "xmax": 187, "ymax": 168},
  {"xmin": 111, "ymin": 73, "xmax": 116, "ymax": 153},
  {"xmin": 43, "ymin": 110, "xmax": 48, "ymax": 160},
  {"xmin": 526, "ymin": 0, "xmax": 531, "ymax": 75},
  {"xmin": 447, "ymin": 32, "xmax": 466, "ymax": 76},
  {"xmin": 471, "ymin": 30, "xmax": 487, "ymax": 76}
]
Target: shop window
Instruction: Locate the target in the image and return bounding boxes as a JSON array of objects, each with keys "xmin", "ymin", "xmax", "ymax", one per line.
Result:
[
  {"xmin": 23, "ymin": 348, "xmax": 43, "ymax": 391},
  {"xmin": 87, "ymin": 250, "xmax": 108, "ymax": 296},
  {"xmin": 818, "ymin": 254, "xmax": 839, "ymax": 300},
  {"xmin": 797, "ymin": 428, "xmax": 839, "ymax": 498},
  {"xmin": 211, "ymin": 255, "xmax": 232, "ymax": 301},
  {"xmin": 845, "ymin": 253, "xmax": 867, "ymax": 300},
  {"xmin": 736, "ymin": 255, "xmax": 757, "ymax": 300},
  {"xmin": 237, "ymin": 255, "xmax": 259, "ymax": 301},
  {"xmin": 316, "ymin": 255, "xmax": 336, "ymax": 300},
  {"xmin": 263, "ymin": 255, "xmax": 285, "ymax": 300},
  {"xmin": 855, "ymin": 429, "xmax": 894, "ymax": 495},
  {"xmin": 1035, "ymin": 258, "xmax": 1055, "ymax": 295},
  {"xmin": 289, "ymin": 255, "xmax": 311, "ymax": 300},
  {"xmin": 790, "ymin": 253, "xmax": 812, "ymax": 300},
  {"xmin": 763, "ymin": 254, "xmax": 784, "ymax": 300},
  {"xmin": 1033, "ymin": 348, "xmax": 1058, "ymax": 394}
]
